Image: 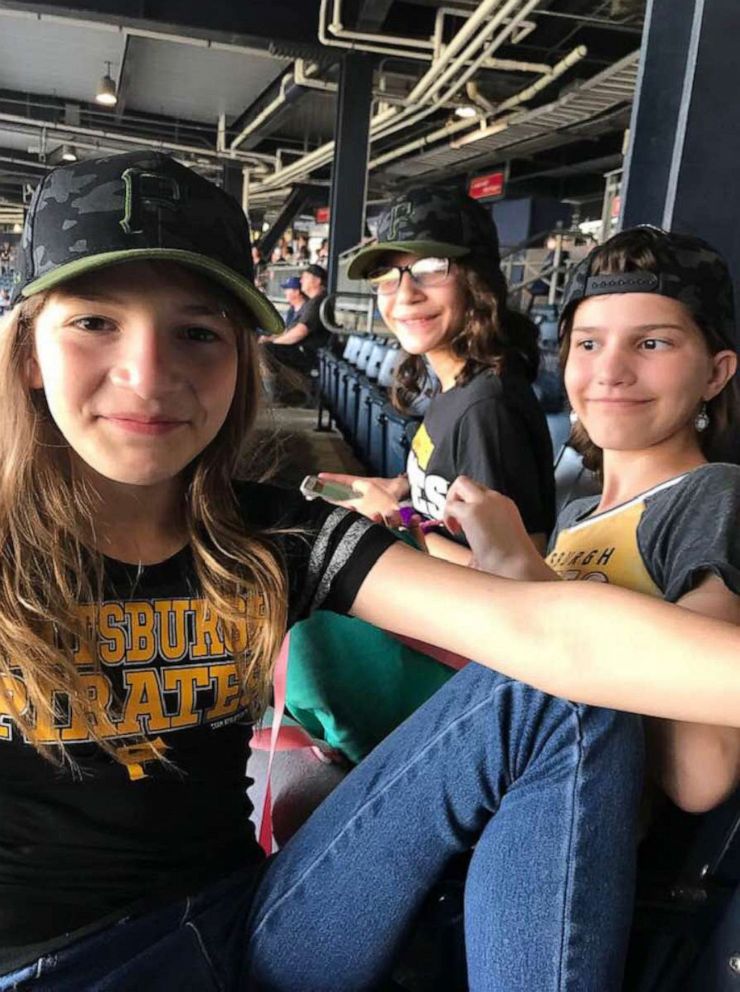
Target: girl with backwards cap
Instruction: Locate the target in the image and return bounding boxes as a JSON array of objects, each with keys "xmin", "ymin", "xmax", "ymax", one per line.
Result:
[
  {"xmin": 321, "ymin": 186, "xmax": 556, "ymax": 561},
  {"xmin": 0, "ymin": 152, "xmax": 736, "ymax": 992},
  {"xmin": 445, "ymin": 226, "xmax": 740, "ymax": 819}
]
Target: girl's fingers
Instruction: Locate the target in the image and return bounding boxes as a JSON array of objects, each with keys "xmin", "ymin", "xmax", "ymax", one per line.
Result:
[{"xmin": 318, "ymin": 471, "xmax": 361, "ymax": 485}]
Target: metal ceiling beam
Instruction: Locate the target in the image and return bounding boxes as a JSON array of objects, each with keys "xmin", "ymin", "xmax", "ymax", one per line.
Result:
[
  {"xmin": 114, "ymin": 31, "xmax": 133, "ymax": 123},
  {"xmin": 258, "ymin": 182, "xmax": 326, "ymax": 258},
  {"xmin": 355, "ymin": 0, "xmax": 395, "ymax": 31},
  {"xmin": 0, "ymin": 1, "xmax": 328, "ymax": 58}
]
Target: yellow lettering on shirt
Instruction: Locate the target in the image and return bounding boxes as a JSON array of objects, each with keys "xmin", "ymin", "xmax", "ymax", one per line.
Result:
[
  {"xmin": 60, "ymin": 674, "xmax": 117, "ymax": 742},
  {"xmin": 191, "ymin": 599, "xmax": 226, "ymax": 658},
  {"xmin": 206, "ymin": 662, "xmax": 244, "ymax": 721},
  {"xmin": 155, "ymin": 599, "xmax": 189, "ymax": 662},
  {"xmin": 123, "ymin": 602, "xmax": 156, "ymax": 664},
  {"xmin": 117, "ymin": 670, "xmax": 171, "ymax": 734},
  {"xmin": 0, "ymin": 674, "xmax": 27, "ymax": 741},
  {"xmin": 73, "ymin": 604, "xmax": 97, "ymax": 665},
  {"xmin": 98, "ymin": 602, "xmax": 127, "ymax": 665},
  {"xmin": 547, "ymin": 498, "xmax": 661, "ymax": 597},
  {"xmin": 162, "ymin": 665, "xmax": 210, "ymax": 729}
]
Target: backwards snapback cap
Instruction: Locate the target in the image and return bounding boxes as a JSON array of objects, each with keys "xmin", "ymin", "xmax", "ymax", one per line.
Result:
[
  {"xmin": 347, "ymin": 185, "xmax": 501, "ymax": 280},
  {"xmin": 559, "ymin": 226, "xmax": 736, "ymax": 347},
  {"xmin": 12, "ymin": 150, "xmax": 283, "ymax": 334}
]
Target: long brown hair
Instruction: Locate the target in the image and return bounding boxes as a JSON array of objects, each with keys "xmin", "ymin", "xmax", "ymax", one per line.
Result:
[
  {"xmin": 560, "ymin": 229, "xmax": 740, "ymax": 475},
  {"xmin": 0, "ymin": 262, "xmax": 287, "ymax": 767},
  {"xmin": 391, "ymin": 253, "xmax": 539, "ymax": 413}
]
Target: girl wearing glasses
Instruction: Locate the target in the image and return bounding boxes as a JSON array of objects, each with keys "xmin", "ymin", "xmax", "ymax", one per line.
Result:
[
  {"xmin": 285, "ymin": 188, "xmax": 557, "ymax": 773},
  {"xmin": 321, "ymin": 186, "xmax": 555, "ymax": 560}
]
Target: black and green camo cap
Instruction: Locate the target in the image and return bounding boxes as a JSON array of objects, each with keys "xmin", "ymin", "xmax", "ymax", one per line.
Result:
[
  {"xmin": 347, "ymin": 185, "xmax": 501, "ymax": 279},
  {"xmin": 559, "ymin": 225, "xmax": 736, "ymax": 348},
  {"xmin": 11, "ymin": 150, "xmax": 283, "ymax": 334}
]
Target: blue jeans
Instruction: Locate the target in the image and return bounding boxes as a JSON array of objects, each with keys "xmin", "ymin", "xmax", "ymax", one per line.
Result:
[{"xmin": 0, "ymin": 664, "xmax": 643, "ymax": 991}]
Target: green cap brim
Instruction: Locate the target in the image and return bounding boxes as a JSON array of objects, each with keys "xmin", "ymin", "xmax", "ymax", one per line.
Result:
[
  {"xmin": 21, "ymin": 248, "xmax": 284, "ymax": 335},
  {"xmin": 347, "ymin": 241, "xmax": 470, "ymax": 279}
]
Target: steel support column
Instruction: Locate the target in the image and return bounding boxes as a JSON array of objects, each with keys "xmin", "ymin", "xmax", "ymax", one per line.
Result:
[
  {"xmin": 327, "ymin": 53, "xmax": 374, "ymax": 294},
  {"xmin": 621, "ymin": 0, "xmax": 740, "ymax": 333},
  {"xmin": 222, "ymin": 163, "xmax": 244, "ymax": 209}
]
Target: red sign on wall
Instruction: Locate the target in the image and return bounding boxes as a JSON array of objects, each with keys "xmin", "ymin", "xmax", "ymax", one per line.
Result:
[
  {"xmin": 468, "ymin": 171, "xmax": 506, "ymax": 200},
  {"xmin": 314, "ymin": 206, "xmax": 330, "ymax": 223}
]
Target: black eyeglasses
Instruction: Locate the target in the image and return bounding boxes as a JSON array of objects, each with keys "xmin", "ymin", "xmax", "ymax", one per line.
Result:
[{"xmin": 366, "ymin": 256, "xmax": 452, "ymax": 295}]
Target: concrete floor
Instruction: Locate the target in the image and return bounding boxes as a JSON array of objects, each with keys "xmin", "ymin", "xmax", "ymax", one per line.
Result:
[{"xmin": 247, "ymin": 404, "xmax": 365, "ymax": 489}]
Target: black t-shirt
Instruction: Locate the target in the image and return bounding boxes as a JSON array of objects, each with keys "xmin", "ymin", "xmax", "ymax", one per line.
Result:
[
  {"xmin": 293, "ymin": 293, "xmax": 330, "ymax": 356},
  {"xmin": 406, "ymin": 366, "xmax": 556, "ymax": 539},
  {"xmin": 0, "ymin": 481, "xmax": 396, "ymax": 969}
]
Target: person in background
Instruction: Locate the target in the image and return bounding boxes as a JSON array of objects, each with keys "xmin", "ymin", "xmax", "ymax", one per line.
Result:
[
  {"xmin": 259, "ymin": 264, "xmax": 330, "ymax": 399},
  {"xmin": 280, "ymin": 275, "xmax": 306, "ymax": 328},
  {"xmin": 316, "ymin": 237, "xmax": 329, "ymax": 265},
  {"xmin": 0, "ymin": 243, "xmax": 11, "ymax": 276}
]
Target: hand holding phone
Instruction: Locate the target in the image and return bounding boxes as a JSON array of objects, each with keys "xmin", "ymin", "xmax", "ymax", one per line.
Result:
[{"xmin": 300, "ymin": 475, "xmax": 361, "ymax": 503}]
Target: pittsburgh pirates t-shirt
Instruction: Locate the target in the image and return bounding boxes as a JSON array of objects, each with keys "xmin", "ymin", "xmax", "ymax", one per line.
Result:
[
  {"xmin": 406, "ymin": 366, "xmax": 555, "ymax": 538},
  {"xmin": 547, "ymin": 463, "xmax": 740, "ymax": 601},
  {"xmin": 0, "ymin": 481, "xmax": 397, "ymax": 969}
]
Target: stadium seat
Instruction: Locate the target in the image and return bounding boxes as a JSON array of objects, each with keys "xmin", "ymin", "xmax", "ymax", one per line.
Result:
[{"xmin": 625, "ymin": 788, "xmax": 740, "ymax": 991}]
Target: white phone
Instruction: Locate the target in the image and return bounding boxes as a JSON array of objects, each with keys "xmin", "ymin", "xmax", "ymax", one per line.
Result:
[{"xmin": 300, "ymin": 475, "xmax": 361, "ymax": 503}]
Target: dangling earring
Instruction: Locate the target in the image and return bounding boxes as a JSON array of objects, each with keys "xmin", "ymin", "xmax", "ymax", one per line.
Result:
[
  {"xmin": 569, "ymin": 409, "xmax": 579, "ymax": 426},
  {"xmin": 694, "ymin": 403, "xmax": 710, "ymax": 432}
]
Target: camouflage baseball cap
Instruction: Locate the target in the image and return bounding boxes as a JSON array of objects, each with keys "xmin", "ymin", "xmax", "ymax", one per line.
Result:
[
  {"xmin": 347, "ymin": 185, "xmax": 501, "ymax": 279},
  {"xmin": 11, "ymin": 150, "xmax": 283, "ymax": 334},
  {"xmin": 559, "ymin": 226, "xmax": 736, "ymax": 347}
]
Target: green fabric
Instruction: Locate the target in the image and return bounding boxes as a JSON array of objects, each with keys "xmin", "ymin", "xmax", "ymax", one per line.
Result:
[
  {"xmin": 286, "ymin": 612, "xmax": 455, "ymax": 765},
  {"xmin": 286, "ymin": 529, "xmax": 456, "ymax": 764}
]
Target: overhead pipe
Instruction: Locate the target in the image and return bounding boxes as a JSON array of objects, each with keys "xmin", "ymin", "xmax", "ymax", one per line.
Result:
[
  {"xmin": 0, "ymin": 112, "xmax": 275, "ymax": 167},
  {"xmin": 432, "ymin": 5, "xmax": 537, "ymax": 60},
  {"xmin": 328, "ymin": 0, "xmax": 434, "ymax": 50},
  {"xmin": 318, "ymin": 0, "xmax": 545, "ymax": 76},
  {"xmin": 369, "ymin": 115, "xmax": 505, "ymax": 170},
  {"xmin": 370, "ymin": 44, "xmax": 587, "ymax": 170},
  {"xmin": 230, "ymin": 73, "xmax": 294, "ymax": 150},
  {"xmin": 335, "ymin": 0, "xmax": 526, "ymax": 149},
  {"xmin": 405, "ymin": 0, "xmax": 533, "ymax": 107},
  {"xmin": 450, "ymin": 44, "xmax": 588, "ymax": 149},
  {"xmin": 495, "ymin": 44, "xmax": 587, "ymax": 113},
  {"xmin": 371, "ymin": 0, "xmax": 542, "ymax": 145},
  {"xmin": 293, "ymin": 59, "xmax": 337, "ymax": 92},
  {"xmin": 252, "ymin": 0, "xmax": 542, "ymax": 192}
]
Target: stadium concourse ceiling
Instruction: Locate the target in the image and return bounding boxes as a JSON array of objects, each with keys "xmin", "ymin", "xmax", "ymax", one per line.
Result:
[{"xmin": 0, "ymin": 0, "xmax": 645, "ymax": 219}]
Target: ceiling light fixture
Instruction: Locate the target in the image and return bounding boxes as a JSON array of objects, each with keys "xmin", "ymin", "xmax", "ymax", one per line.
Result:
[
  {"xmin": 61, "ymin": 144, "xmax": 78, "ymax": 162},
  {"xmin": 95, "ymin": 62, "xmax": 117, "ymax": 107},
  {"xmin": 454, "ymin": 105, "xmax": 478, "ymax": 119}
]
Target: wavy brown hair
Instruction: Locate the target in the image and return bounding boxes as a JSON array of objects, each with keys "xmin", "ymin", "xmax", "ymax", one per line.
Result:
[
  {"xmin": 560, "ymin": 229, "xmax": 740, "ymax": 475},
  {"xmin": 391, "ymin": 253, "xmax": 540, "ymax": 413},
  {"xmin": 0, "ymin": 262, "xmax": 287, "ymax": 767}
]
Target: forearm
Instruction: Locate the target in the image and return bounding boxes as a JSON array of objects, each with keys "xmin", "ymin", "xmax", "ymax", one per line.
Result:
[
  {"xmin": 269, "ymin": 328, "xmax": 308, "ymax": 346},
  {"xmin": 425, "ymin": 532, "xmax": 472, "ymax": 565},
  {"xmin": 352, "ymin": 544, "xmax": 740, "ymax": 726}
]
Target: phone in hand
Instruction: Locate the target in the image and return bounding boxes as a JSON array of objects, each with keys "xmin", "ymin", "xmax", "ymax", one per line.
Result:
[{"xmin": 300, "ymin": 475, "xmax": 361, "ymax": 503}]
